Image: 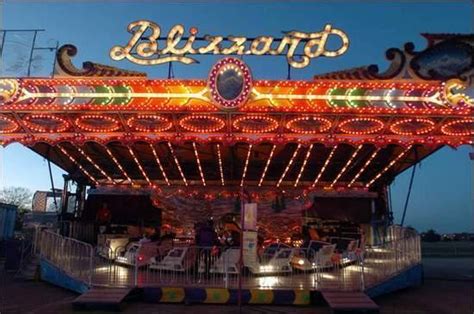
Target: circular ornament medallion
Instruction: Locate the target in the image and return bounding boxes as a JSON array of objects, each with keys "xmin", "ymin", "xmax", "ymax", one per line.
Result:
[
  {"xmin": 390, "ymin": 118, "xmax": 435, "ymax": 135},
  {"xmin": 208, "ymin": 57, "xmax": 252, "ymax": 109},
  {"xmin": 0, "ymin": 115, "xmax": 19, "ymax": 133},
  {"xmin": 75, "ymin": 115, "xmax": 120, "ymax": 132},
  {"xmin": 440, "ymin": 118, "xmax": 474, "ymax": 136},
  {"xmin": 233, "ymin": 115, "xmax": 278, "ymax": 133},
  {"xmin": 179, "ymin": 115, "xmax": 225, "ymax": 132},
  {"xmin": 286, "ymin": 116, "xmax": 332, "ymax": 134},
  {"xmin": 127, "ymin": 115, "xmax": 172, "ymax": 132},
  {"xmin": 339, "ymin": 118, "xmax": 384, "ymax": 135},
  {"xmin": 0, "ymin": 79, "xmax": 20, "ymax": 104},
  {"xmin": 24, "ymin": 114, "xmax": 69, "ymax": 133}
]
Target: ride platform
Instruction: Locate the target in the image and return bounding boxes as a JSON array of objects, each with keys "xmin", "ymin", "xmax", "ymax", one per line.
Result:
[
  {"xmin": 72, "ymin": 287, "xmax": 134, "ymax": 311},
  {"xmin": 322, "ymin": 291, "xmax": 379, "ymax": 313}
]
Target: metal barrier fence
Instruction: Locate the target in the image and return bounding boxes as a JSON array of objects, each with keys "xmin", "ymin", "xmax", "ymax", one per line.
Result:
[
  {"xmin": 38, "ymin": 230, "xmax": 94, "ymax": 285},
  {"xmin": 362, "ymin": 234, "xmax": 422, "ymax": 288},
  {"xmin": 58, "ymin": 221, "xmax": 96, "ymax": 244},
  {"xmin": 91, "ymin": 244, "xmax": 355, "ymax": 290},
  {"xmin": 35, "ymin": 228, "xmax": 421, "ymax": 291}
]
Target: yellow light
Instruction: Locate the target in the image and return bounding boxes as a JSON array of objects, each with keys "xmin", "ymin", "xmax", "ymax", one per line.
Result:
[
  {"xmin": 347, "ymin": 147, "xmax": 381, "ymax": 187},
  {"xmin": 216, "ymin": 144, "xmax": 225, "ymax": 186},
  {"xmin": 276, "ymin": 144, "xmax": 301, "ymax": 187},
  {"xmin": 192, "ymin": 142, "xmax": 206, "ymax": 186},
  {"xmin": 57, "ymin": 144, "xmax": 99, "ymax": 186},
  {"xmin": 149, "ymin": 143, "xmax": 170, "ymax": 186},
  {"xmin": 294, "ymin": 144, "xmax": 314, "ymax": 187},
  {"xmin": 128, "ymin": 146, "xmax": 152, "ymax": 186},
  {"xmin": 365, "ymin": 145, "xmax": 413, "ymax": 187},
  {"xmin": 168, "ymin": 142, "xmax": 188, "ymax": 186},
  {"xmin": 103, "ymin": 145, "xmax": 133, "ymax": 183},
  {"xmin": 110, "ymin": 20, "xmax": 349, "ymax": 69},
  {"xmin": 311, "ymin": 145, "xmax": 338, "ymax": 188},
  {"xmin": 240, "ymin": 144, "xmax": 253, "ymax": 187},
  {"xmin": 329, "ymin": 144, "xmax": 363, "ymax": 188},
  {"xmin": 72, "ymin": 144, "xmax": 115, "ymax": 184},
  {"xmin": 258, "ymin": 145, "xmax": 276, "ymax": 187}
]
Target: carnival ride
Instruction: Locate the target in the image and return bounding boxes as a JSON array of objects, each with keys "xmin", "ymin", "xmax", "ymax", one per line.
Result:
[
  {"xmin": 1, "ymin": 33, "xmax": 473, "ymax": 291},
  {"xmin": 329, "ymin": 237, "xmax": 360, "ymax": 264},
  {"xmin": 149, "ymin": 246, "xmax": 197, "ymax": 272},
  {"xmin": 291, "ymin": 240, "xmax": 337, "ymax": 271},
  {"xmin": 256, "ymin": 243, "xmax": 294, "ymax": 274},
  {"xmin": 97, "ymin": 235, "xmax": 130, "ymax": 260},
  {"xmin": 208, "ymin": 243, "xmax": 295, "ymax": 275}
]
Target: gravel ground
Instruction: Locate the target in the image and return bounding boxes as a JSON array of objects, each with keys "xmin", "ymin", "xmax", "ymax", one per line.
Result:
[{"xmin": 1, "ymin": 258, "xmax": 473, "ymax": 314}]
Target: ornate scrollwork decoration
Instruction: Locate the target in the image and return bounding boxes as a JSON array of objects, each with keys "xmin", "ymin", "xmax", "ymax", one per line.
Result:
[
  {"xmin": 314, "ymin": 34, "xmax": 474, "ymax": 83},
  {"xmin": 0, "ymin": 79, "xmax": 20, "ymax": 104},
  {"xmin": 367, "ymin": 48, "xmax": 407, "ymax": 80},
  {"xmin": 444, "ymin": 79, "xmax": 474, "ymax": 107},
  {"xmin": 410, "ymin": 38, "xmax": 474, "ymax": 83},
  {"xmin": 55, "ymin": 44, "xmax": 146, "ymax": 77}
]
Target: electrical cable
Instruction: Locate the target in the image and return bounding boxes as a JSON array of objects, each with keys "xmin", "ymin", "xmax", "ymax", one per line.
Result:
[{"xmin": 401, "ymin": 148, "xmax": 419, "ymax": 226}]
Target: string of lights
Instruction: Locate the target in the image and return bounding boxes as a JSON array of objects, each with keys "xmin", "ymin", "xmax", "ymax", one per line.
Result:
[
  {"xmin": 57, "ymin": 144, "xmax": 99, "ymax": 186},
  {"xmin": 258, "ymin": 145, "xmax": 276, "ymax": 187},
  {"xmin": 127, "ymin": 146, "xmax": 152, "ymax": 185},
  {"xmin": 192, "ymin": 142, "xmax": 206, "ymax": 186},
  {"xmin": 311, "ymin": 145, "xmax": 338, "ymax": 188},
  {"xmin": 440, "ymin": 118, "xmax": 474, "ymax": 136},
  {"xmin": 390, "ymin": 118, "xmax": 435, "ymax": 135},
  {"xmin": 216, "ymin": 144, "xmax": 225, "ymax": 186},
  {"xmin": 240, "ymin": 144, "xmax": 253, "ymax": 187},
  {"xmin": 102, "ymin": 145, "xmax": 133, "ymax": 183},
  {"xmin": 149, "ymin": 143, "xmax": 170, "ymax": 186},
  {"xmin": 294, "ymin": 144, "xmax": 314, "ymax": 187},
  {"xmin": 168, "ymin": 142, "xmax": 188, "ymax": 186},
  {"xmin": 347, "ymin": 147, "xmax": 381, "ymax": 187},
  {"xmin": 71, "ymin": 144, "xmax": 115, "ymax": 184},
  {"xmin": 365, "ymin": 145, "xmax": 413, "ymax": 187},
  {"xmin": 276, "ymin": 144, "xmax": 301, "ymax": 187},
  {"xmin": 329, "ymin": 144, "xmax": 363, "ymax": 188}
]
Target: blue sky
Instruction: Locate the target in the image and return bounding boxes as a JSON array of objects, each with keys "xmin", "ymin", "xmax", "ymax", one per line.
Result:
[{"xmin": 1, "ymin": 1, "xmax": 473, "ymax": 233}]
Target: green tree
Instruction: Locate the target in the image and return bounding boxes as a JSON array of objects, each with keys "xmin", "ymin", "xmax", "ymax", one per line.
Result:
[
  {"xmin": 0, "ymin": 186, "xmax": 33, "ymax": 229},
  {"xmin": 422, "ymin": 229, "xmax": 441, "ymax": 242}
]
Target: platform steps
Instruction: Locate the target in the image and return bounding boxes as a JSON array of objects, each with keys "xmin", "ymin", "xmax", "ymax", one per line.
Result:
[
  {"xmin": 72, "ymin": 287, "xmax": 135, "ymax": 311},
  {"xmin": 322, "ymin": 291, "xmax": 379, "ymax": 314},
  {"xmin": 15, "ymin": 254, "xmax": 40, "ymax": 280}
]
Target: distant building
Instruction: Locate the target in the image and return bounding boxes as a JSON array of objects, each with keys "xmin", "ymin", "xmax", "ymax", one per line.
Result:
[{"xmin": 32, "ymin": 190, "xmax": 62, "ymax": 212}]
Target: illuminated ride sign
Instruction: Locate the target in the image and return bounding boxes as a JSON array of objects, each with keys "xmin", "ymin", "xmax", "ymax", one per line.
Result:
[{"xmin": 110, "ymin": 20, "xmax": 349, "ymax": 69}]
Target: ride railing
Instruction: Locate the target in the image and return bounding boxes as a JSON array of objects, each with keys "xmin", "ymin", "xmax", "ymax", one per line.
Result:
[
  {"xmin": 361, "ymin": 234, "xmax": 422, "ymax": 289},
  {"xmin": 58, "ymin": 221, "xmax": 96, "ymax": 244},
  {"xmin": 92, "ymin": 245, "xmax": 363, "ymax": 291},
  {"xmin": 35, "ymin": 228, "xmax": 421, "ymax": 291},
  {"xmin": 37, "ymin": 230, "xmax": 94, "ymax": 285}
]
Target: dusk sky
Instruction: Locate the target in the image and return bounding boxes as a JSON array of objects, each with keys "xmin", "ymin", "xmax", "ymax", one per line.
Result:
[{"xmin": 0, "ymin": 1, "xmax": 472, "ymax": 233}]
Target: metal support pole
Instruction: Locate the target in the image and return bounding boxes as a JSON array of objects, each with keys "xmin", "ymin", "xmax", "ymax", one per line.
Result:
[
  {"xmin": 370, "ymin": 199, "xmax": 377, "ymax": 245},
  {"xmin": 76, "ymin": 183, "xmax": 86, "ymax": 218},
  {"xmin": 26, "ymin": 30, "xmax": 38, "ymax": 76},
  {"xmin": 238, "ymin": 186, "xmax": 244, "ymax": 308},
  {"xmin": 59, "ymin": 174, "xmax": 70, "ymax": 236},
  {"xmin": 0, "ymin": 30, "xmax": 6, "ymax": 61},
  {"xmin": 134, "ymin": 255, "xmax": 138, "ymax": 287},
  {"xmin": 47, "ymin": 147, "xmax": 58, "ymax": 211},
  {"xmin": 50, "ymin": 41, "xmax": 59, "ymax": 78},
  {"xmin": 60, "ymin": 174, "xmax": 70, "ymax": 218},
  {"xmin": 401, "ymin": 147, "xmax": 418, "ymax": 226}
]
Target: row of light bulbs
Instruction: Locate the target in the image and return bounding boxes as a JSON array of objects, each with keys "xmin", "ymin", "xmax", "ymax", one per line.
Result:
[
  {"xmin": 3, "ymin": 113, "xmax": 471, "ymax": 137},
  {"xmin": 51, "ymin": 140, "xmax": 421, "ymax": 190}
]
